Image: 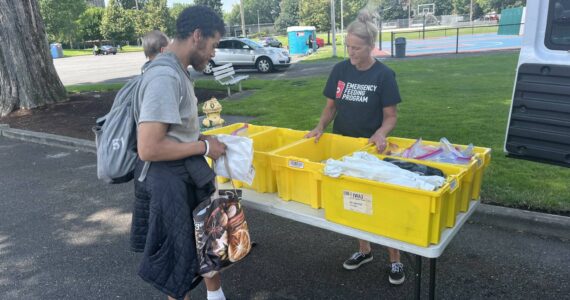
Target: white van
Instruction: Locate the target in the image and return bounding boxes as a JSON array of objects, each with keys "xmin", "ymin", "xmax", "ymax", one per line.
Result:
[{"xmin": 504, "ymin": 0, "xmax": 570, "ymax": 166}]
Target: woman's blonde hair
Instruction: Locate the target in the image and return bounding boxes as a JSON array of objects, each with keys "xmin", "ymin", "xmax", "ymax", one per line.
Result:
[{"xmin": 346, "ymin": 10, "xmax": 378, "ymax": 47}]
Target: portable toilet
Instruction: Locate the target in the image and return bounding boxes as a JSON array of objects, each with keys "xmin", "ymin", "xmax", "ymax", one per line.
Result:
[
  {"xmin": 50, "ymin": 43, "xmax": 63, "ymax": 59},
  {"xmin": 287, "ymin": 26, "xmax": 317, "ymax": 55}
]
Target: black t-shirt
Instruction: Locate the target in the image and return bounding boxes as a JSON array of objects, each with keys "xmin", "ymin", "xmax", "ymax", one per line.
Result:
[{"xmin": 323, "ymin": 60, "xmax": 401, "ymax": 138}]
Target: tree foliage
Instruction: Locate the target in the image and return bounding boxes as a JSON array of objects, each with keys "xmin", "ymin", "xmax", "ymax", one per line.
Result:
[
  {"xmin": 274, "ymin": 0, "xmax": 300, "ymax": 33},
  {"xmin": 101, "ymin": 0, "xmax": 134, "ymax": 43},
  {"xmin": 169, "ymin": 3, "xmax": 192, "ymax": 36},
  {"xmin": 299, "ymin": 0, "xmax": 330, "ymax": 31},
  {"xmin": 118, "ymin": 0, "xmax": 147, "ymax": 9},
  {"xmin": 194, "ymin": 0, "xmax": 223, "ymax": 18},
  {"xmin": 141, "ymin": 0, "xmax": 171, "ymax": 34},
  {"xmin": 39, "ymin": 0, "xmax": 86, "ymax": 45},
  {"xmin": 77, "ymin": 6, "xmax": 104, "ymax": 42},
  {"xmin": 476, "ymin": 0, "xmax": 526, "ymax": 13}
]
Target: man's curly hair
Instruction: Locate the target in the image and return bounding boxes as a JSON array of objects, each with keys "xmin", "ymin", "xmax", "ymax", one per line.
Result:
[{"xmin": 176, "ymin": 6, "xmax": 225, "ymax": 40}]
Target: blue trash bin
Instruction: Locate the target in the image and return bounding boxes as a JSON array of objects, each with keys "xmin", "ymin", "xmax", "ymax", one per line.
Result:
[{"xmin": 50, "ymin": 43, "xmax": 63, "ymax": 59}]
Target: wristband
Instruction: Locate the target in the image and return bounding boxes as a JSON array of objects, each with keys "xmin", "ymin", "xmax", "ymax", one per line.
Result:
[{"xmin": 203, "ymin": 139, "xmax": 210, "ymax": 156}]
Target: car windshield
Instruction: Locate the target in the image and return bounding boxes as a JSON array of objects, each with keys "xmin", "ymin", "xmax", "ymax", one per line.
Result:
[{"xmin": 241, "ymin": 39, "xmax": 262, "ymax": 49}]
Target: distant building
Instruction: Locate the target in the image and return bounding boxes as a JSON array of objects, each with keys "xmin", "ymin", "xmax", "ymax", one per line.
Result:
[{"xmin": 87, "ymin": 0, "xmax": 105, "ymax": 7}]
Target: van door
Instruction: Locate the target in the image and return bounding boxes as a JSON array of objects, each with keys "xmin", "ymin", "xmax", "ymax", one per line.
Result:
[{"xmin": 505, "ymin": 0, "xmax": 570, "ymax": 167}]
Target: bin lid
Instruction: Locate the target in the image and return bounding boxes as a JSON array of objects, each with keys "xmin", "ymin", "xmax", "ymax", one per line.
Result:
[
  {"xmin": 395, "ymin": 37, "xmax": 406, "ymax": 43},
  {"xmin": 287, "ymin": 26, "xmax": 316, "ymax": 32}
]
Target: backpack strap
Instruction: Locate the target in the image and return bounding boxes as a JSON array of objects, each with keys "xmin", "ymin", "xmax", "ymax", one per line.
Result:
[{"xmin": 138, "ymin": 161, "xmax": 151, "ymax": 182}]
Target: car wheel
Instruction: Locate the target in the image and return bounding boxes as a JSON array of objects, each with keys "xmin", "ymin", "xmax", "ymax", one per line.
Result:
[
  {"xmin": 203, "ymin": 61, "xmax": 215, "ymax": 75},
  {"xmin": 256, "ymin": 57, "xmax": 273, "ymax": 73}
]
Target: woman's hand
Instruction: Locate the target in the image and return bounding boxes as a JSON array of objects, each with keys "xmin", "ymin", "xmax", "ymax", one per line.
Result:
[
  {"xmin": 369, "ymin": 132, "xmax": 388, "ymax": 153},
  {"xmin": 305, "ymin": 127, "xmax": 324, "ymax": 143}
]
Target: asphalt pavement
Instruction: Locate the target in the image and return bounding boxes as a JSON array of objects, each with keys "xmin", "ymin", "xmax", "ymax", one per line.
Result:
[
  {"xmin": 0, "ymin": 136, "xmax": 568, "ymax": 299},
  {"xmin": 53, "ymin": 52, "xmax": 337, "ymax": 86}
]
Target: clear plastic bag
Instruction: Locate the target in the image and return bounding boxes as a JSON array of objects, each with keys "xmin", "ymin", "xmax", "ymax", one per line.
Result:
[{"xmin": 391, "ymin": 137, "xmax": 474, "ymax": 165}]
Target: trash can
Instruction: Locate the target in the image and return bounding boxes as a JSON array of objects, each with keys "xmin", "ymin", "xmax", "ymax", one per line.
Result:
[
  {"xmin": 50, "ymin": 43, "xmax": 63, "ymax": 59},
  {"xmin": 395, "ymin": 37, "xmax": 406, "ymax": 58}
]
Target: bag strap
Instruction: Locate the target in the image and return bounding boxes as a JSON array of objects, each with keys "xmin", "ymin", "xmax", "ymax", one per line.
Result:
[
  {"xmin": 223, "ymin": 155, "xmax": 239, "ymax": 197},
  {"xmin": 209, "ymin": 154, "xmax": 239, "ymax": 198}
]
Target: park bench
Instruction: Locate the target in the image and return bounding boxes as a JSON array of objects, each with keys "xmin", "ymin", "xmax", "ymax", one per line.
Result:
[{"xmin": 213, "ymin": 63, "xmax": 249, "ymax": 97}]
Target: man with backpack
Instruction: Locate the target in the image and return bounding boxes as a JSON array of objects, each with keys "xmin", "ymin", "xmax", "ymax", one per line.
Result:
[{"xmin": 130, "ymin": 6, "xmax": 228, "ymax": 300}]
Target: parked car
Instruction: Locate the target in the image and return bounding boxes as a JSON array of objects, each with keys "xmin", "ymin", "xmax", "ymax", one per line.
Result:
[
  {"xmin": 316, "ymin": 37, "xmax": 324, "ymax": 48},
  {"xmin": 259, "ymin": 37, "xmax": 282, "ymax": 48},
  {"xmin": 100, "ymin": 45, "xmax": 117, "ymax": 55},
  {"xmin": 203, "ymin": 37, "xmax": 291, "ymax": 74}
]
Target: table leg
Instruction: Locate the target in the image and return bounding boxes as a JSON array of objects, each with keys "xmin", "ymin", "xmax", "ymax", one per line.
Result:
[
  {"xmin": 429, "ymin": 258, "xmax": 437, "ymax": 300},
  {"xmin": 415, "ymin": 255, "xmax": 422, "ymax": 300}
]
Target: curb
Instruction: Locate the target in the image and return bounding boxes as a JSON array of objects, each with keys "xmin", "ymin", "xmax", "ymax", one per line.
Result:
[
  {"xmin": 472, "ymin": 204, "xmax": 570, "ymax": 240},
  {"xmin": 0, "ymin": 124, "xmax": 96, "ymax": 153},
  {"xmin": 1, "ymin": 125, "xmax": 568, "ymax": 239}
]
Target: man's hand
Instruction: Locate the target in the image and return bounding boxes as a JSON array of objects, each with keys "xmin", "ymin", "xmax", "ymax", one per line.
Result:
[
  {"xmin": 206, "ymin": 137, "xmax": 226, "ymax": 160},
  {"xmin": 305, "ymin": 127, "xmax": 324, "ymax": 143},
  {"xmin": 369, "ymin": 132, "xmax": 388, "ymax": 153}
]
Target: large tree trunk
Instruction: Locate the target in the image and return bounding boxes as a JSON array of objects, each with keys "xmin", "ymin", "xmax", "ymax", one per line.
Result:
[{"xmin": 0, "ymin": 0, "xmax": 67, "ymax": 117}]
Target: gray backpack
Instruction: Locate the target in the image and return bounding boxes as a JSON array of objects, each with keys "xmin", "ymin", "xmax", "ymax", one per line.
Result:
[{"xmin": 93, "ymin": 58, "xmax": 180, "ymax": 184}]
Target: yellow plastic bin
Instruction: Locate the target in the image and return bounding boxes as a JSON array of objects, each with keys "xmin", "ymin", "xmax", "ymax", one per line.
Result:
[
  {"xmin": 244, "ymin": 128, "xmax": 309, "ymax": 193},
  {"xmin": 372, "ymin": 154, "xmax": 468, "ymax": 228},
  {"xmin": 270, "ymin": 134, "xmax": 370, "ymax": 208},
  {"xmin": 470, "ymin": 148, "xmax": 491, "ymax": 200},
  {"xmin": 202, "ymin": 123, "xmax": 273, "ymax": 136},
  {"xmin": 384, "ymin": 137, "xmax": 490, "ymax": 205},
  {"xmin": 203, "ymin": 123, "xmax": 274, "ymax": 185},
  {"xmin": 322, "ymin": 171, "xmax": 460, "ymax": 247}
]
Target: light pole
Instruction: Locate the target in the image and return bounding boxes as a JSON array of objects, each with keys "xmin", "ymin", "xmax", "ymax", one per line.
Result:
[
  {"xmin": 408, "ymin": 0, "xmax": 412, "ymax": 28},
  {"xmin": 240, "ymin": 0, "xmax": 246, "ymax": 37},
  {"xmin": 331, "ymin": 0, "xmax": 337, "ymax": 57},
  {"xmin": 470, "ymin": 0, "xmax": 473, "ymax": 23},
  {"xmin": 257, "ymin": 10, "xmax": 260, "ymax": 34},
  {"xmin": 341, "ymin": 0, "xmax": 345, "ymax": 58}
]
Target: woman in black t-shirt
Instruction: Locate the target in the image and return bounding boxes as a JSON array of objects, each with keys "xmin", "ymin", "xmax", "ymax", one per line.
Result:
[{"xmin": 306, "ymin": 11, "xmax": 405, "ymax": 286}]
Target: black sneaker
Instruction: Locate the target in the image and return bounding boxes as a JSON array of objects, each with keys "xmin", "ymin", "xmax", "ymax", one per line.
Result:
[
  {"xmin": 343, "ymin": 251, "xmax": 373, "ymax": 270},
  {"xmin": 389, "ymin": 262, "xmax": 405, "ymax": 285}
]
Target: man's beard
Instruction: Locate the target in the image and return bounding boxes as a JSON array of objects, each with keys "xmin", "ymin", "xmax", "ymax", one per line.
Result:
[{"xmin": 189, "ymin": 40, "xmax": 208, "ymax": 71}]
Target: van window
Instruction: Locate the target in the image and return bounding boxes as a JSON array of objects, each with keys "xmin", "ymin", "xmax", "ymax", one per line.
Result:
[{"xmin": 546, "ymin": 0, "xmax": 570, "ymax": 50}]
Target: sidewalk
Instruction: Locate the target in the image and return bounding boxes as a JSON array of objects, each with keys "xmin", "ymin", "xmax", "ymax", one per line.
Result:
[{"xmin": 0, "ymin": 130, "xmax": 568, "ymax": 299}]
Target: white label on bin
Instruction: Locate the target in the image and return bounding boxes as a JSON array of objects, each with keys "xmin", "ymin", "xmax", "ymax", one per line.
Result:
[
  {"xmin": 288, "ymin": 160, "xmax": 304, "ymax": 169},
  {"xmin": 343, "ymin": 191, "xmax": 373, "ymax": 215}
]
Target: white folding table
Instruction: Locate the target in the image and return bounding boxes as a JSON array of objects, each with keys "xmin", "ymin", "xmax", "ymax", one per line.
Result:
[{"xmin": 222, "ymin": 183, "xmax": 480, "ymax": 300}]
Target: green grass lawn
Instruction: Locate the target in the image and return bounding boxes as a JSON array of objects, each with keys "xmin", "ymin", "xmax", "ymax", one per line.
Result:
[
  {"xmin": 66, "ymin": 52, "xmax": 570, "ymax": 213},
  {"xmin": 63, "ymin": 45, "xmax": 143, "ymax": 58},
  {"xmin": 66, "ymin": 83, "xmax": 126, "ymax": 93},
  {"xmin": 210, "ymin": 52, "xmax": 570, "ymax": 213}
]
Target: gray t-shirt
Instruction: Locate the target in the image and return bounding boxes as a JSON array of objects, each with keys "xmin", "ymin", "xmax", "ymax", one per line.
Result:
[{"xmin": 135, "ymin": 52, "xmax": 199, "ymax": 143}]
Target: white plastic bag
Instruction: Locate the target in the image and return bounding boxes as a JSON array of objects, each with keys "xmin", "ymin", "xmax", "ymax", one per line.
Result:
[
  {"xmin": 214, "ymin": 134, "xmax": 255, "ymax": 185},
  {"xmin": 324, "ymin": 152, "xmax": 445, "ymax": 191}
]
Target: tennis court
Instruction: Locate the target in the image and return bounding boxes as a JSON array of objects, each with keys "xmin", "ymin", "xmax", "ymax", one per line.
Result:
[{"xmin": 375, "ymin": 33, "xmax": 522, "ymax": 57}]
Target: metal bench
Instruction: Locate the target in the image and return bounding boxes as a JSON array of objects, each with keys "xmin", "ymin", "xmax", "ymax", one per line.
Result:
[{"xmin": 212, "ymin": 63, "xmax": 249, "ymax": 97}]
